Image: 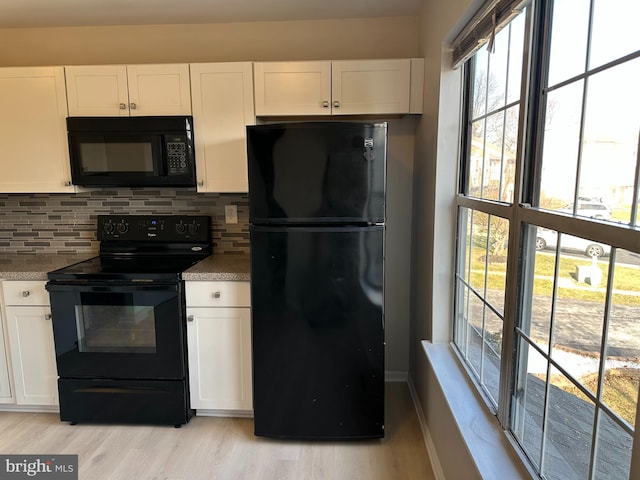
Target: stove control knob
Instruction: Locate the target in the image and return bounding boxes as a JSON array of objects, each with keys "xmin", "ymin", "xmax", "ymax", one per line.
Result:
[
  {"xmin": 176, "ymin": 223, "xmax": 186, "ymax": 234},
  {"xmin": 116, "ymin": 222, "xmax": 129, "ymax": 234},
  {"xmin": 104, "ymin": 222, "xmax": 114, "ymax": 234},
  {"xmin": 188, "ymin": 223, "xmax": 199, "ymax": 234}
]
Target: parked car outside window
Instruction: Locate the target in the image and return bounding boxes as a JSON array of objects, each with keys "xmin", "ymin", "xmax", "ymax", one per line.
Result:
[
  {"xmin": 559, "ymin": 200, "xmax": 612, "ymax": 220},
  {"xmin": 535, "ymin": 228, "xmax": 611, "ymax": 257}
]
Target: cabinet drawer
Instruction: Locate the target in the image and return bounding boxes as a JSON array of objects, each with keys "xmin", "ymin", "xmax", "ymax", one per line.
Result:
[
  {"xmin": 186, "ymin": 281, "xmax": 250, "ymax": 308},
  {"xmin": 2, "ymin": 281, "xmax": 50, "ymax": 306}
]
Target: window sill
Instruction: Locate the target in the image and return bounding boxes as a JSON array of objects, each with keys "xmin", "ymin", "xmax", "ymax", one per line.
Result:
[{"xmin": 417, "ymin": 341, "xmax": 534, "ymax": 479}]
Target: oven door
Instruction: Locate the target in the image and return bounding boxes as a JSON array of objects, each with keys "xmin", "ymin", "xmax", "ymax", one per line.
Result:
[{"xmin": 47, "ymin": 282, "xmax": 186, "ymax": 380}]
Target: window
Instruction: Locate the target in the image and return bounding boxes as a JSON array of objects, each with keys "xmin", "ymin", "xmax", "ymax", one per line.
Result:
[{"xmin": 452, "ymin": 0, "xmax": 640, "ymax": 478}]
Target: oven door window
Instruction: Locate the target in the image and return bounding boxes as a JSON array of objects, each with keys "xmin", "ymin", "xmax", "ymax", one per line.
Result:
[{"xmin": 75, "ymin": 304, "xmax": 157, "ymax": 354}]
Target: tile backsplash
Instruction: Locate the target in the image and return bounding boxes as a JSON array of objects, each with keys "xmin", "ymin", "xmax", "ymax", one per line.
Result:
[{"xmin": 0, "ymin": 189, "xmax": 249, "ymax": 255}]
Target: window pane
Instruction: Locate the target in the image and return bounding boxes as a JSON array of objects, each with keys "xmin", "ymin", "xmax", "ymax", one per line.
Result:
[
  {"xmin": 547, "ymin": 0, "xmax": 590, "ymax": 87},
  {"xmin": 483, "ymin": 309, "xmax": 503, "ymax": 404},
  {"xmin": 486, "ymin": 215, "xmax": 508, "ymax": 315},
  {"xmin": 551, "ymin": 234, "xmax": 607, "ymax": 396},
  {"xmin": 542, "ymin": 366, "xmax": 595, "ymax": 480},
  {"xmin": 513, "ymin": 338, "xmax": 547, "ymax": 469},
  {"xmin": 590, "ymin": 0, "xmax": 640, "ymax": 70},
  {"xmin": 539, "ymin": 81, "xmax": 583, "ymax": 209},
  {"xmin": 472, "ymin": 47, "xmax": 489, "ymax": 119},
  {"xmin": 605, "ymin": 249, "xmax": 640, "ymax": 425},
  {"xmin": 469, "ymin": 211, "xmax": 489, "ymax": 293},
  {"xmin": 580, "ymin": 59, "xmax": 640, "ymax": 224},
  {"xmin": 506, "ymin": 13, "xmax": 525, "ymax": 104},
  {"xmin": 469, "ymin": 118, "xmax": 486, "ymax": 198},
  {"xmin": 593, "ymin": 410, "xmax": 633, "ymax": 480},
  {"xmin": 528, "ymin": 226, "xmax": 557, "ymax": 354}
]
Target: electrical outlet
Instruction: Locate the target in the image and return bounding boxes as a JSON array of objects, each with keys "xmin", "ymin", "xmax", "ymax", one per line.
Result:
[{"xmin": 224, "ymin": 204, "xmax": 238, "ymax": 224}]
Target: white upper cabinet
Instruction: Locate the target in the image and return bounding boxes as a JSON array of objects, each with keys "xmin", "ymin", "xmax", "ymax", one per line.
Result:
[
  {"xmin": 331, "ymin": 59, "xmax": 410, "ymax": 115},
  {"xmin": 65, "ymin": 64, "xmax": 191, "ymax": 117},
  {"xmin": 0, "ymin": 67, "xmax": 74, "ymax": 193},
  {"xmin": 253, "ymin": 61, "xmax": 332, "ymax": 116},
  {"xmin": 190, "ymin": 62, "xmax": 255, "ymax": 193},
  {"xmin": 253, "ymin": 59, "xmax": 424, "ymax": 116}
]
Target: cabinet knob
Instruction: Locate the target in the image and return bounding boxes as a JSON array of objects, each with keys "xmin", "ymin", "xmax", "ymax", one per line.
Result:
[
  {"xmin": 45, "ymin": 314, "xmax": 52, "ymax": 321},
  {"xmin": 322, "ymin": 101, "xmax": 330, "ymax": 108},
  {"xmin": 65, "ymin": 181, "xmax": 72, "ymax": 187},
  {"xmin": 119, "ymin": 103, "xmax": 127, "ymax": 110},
  {"xmin": 197, "ymin": 180, "xmax": 204, "ymax": 186},
  {"xmin": 22, "ymin": 290, "xmax": 30, "ymax": 297},
  {"xmin": 130, "ymin": 102, "xmax": 137, "ymax": 110},
  {"xmin": 333, "ymin": 100, "xmax": 341, "ymax": 108},
  {"xmin": 187, "ymin": 315, "xmax": 194, "ymax": 322},
  {"xmin": 213, "ymin": 291, "xmax": 221, "ymax": 299}
]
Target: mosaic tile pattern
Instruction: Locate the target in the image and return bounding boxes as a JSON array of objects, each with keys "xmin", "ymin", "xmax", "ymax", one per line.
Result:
[{"xmin": 0, "ymin": 189, "xmax": 250, "ymax": 255}]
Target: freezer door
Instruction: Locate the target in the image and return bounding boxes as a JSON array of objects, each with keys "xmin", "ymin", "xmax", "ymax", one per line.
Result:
[
  {"xmin": 250, "ymin": 225, "xmax": 384, "ymax": 439},
  {"xmin": 247, "ymin": 122, "xmax": 386, "ymax": 224}
]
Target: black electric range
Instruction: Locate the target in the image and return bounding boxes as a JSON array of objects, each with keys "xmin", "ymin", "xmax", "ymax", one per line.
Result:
[{"xmin": 46, "ymin": 215, "xmax": 211, "ymax": 427}]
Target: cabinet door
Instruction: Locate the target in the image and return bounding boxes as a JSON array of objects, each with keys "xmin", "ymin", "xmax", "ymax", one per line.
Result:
[
  {"xmin": 331, "ymin": 59, "xmax": 411, "ymax": 115},
  {"xmin": 186, "ymin": 307, "xmax": 252, "ymax": 411},
  {"xmin": 0, "ymin": 309, "xmax": 13, "ymax": 403},
  {"xmin": 127, "ymin": 64, "xmax": 192, "ymax": 116},
  {"xmin": 254, "ymin": 61, "xmax": 331, "ymax": 116},
  {"xmin": 65, "ymin": 65, "xmax": 129, "ymax": 117},
  {"xmin": 4, "ymin": 306, "xmax": 58, "ymax": 406},
  {"xmin": 190, "ymin": 63, "xmax": 255, "ymax": 192},
  {"xmin": 0, "ymin": 67, "xmax": 75, "ymax": 193}
]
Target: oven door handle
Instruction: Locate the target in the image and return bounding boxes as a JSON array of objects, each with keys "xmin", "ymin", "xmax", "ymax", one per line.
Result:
[{"xmin": 46, "ymin": 283, "xmax": 179, "ymax": 293}]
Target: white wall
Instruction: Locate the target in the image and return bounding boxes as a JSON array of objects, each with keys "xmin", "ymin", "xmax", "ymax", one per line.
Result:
[
  {"xmin": 411, "ymin": 0, "xmax": 480, "ymax": 477},
  {"xmin": 0, "ymin": 17, "xmax": 419, "ymax": 374}
]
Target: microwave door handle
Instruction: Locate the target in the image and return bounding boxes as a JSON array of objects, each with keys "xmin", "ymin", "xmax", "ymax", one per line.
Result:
[{"xmin": 156, "ymin": 136, "xmax": 167, "ymax": 176}]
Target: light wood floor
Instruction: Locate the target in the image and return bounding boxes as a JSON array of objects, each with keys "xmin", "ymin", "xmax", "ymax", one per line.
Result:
[{"xmin": 0, "ymin": 382, "xmax": 434, "ymax": 480}]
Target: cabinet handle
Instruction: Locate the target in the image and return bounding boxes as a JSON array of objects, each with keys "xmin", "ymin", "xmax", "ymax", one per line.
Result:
[
  {"xmin": 213, "ymin": 291, "xmax": 221, "ymax": 299},
  {"xmin": 187, "ymin": 315, "xmax": 194, "ymax": 322},
  {"xmin": 45, "ymin": 314, "xmax": 52, "ymax": 321},
  {"xmin": 322, "ymin": 101, "xmax": 330, "ymax": 108},
  {"xmin": 197, "ymin": 180, "xmax": 204, "ymax": 186},
  {"xmin": 130, "ymin": 102, "xmax": 137, "ymax": 110},
  {"xmin": 22, "ymin": 291, "xmax": 30, "ymax": 297},
  {"xmin": 333, "ymin": 100, "xmax": 341, "ymax": 108},
  {"xmin": 119, "ymin": 103, "xmax": 127, "ymax": 110}
]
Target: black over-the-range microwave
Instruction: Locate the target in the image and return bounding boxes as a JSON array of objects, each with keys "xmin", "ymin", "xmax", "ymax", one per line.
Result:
[{"xmin": 67, "ymin": 116, "xmax": 196, "ymax": 188}]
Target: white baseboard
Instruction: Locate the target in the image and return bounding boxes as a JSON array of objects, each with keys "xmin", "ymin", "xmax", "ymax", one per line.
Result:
[
  {"xmin": 195, "ymin": 409, "xmax": 254, "ymax": 418},
  {"xmin": 407, "ymin": 376, "xmax": 445, "ymax": 480},
  {"xmin": 0, "ymin": 405, "xmax": 59, "ymax": 414}
]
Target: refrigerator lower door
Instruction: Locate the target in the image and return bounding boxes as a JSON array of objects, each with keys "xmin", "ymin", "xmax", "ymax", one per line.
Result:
[{"xmin": 250, "ymin": 225, "xmax": 384, "ymax": 439}]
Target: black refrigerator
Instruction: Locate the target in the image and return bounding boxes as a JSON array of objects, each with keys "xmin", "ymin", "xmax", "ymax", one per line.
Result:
[{"xmin": 247, "ymin": 121, "xmax": 386, "ymax": 440}]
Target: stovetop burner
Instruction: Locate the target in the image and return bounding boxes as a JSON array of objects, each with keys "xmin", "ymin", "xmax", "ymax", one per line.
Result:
[{"xmin": 48, "ymin": 215, "xmax": 212, "ymax": 282}]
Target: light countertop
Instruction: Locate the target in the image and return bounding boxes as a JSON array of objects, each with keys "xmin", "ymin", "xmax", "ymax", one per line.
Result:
[
  {"xmin": 0, "ymin": 253, "xmax": 250, "ymax": 282},
  {"xmin": 183, "ymin": 253, "xmax": 251, "ymax": 281}
]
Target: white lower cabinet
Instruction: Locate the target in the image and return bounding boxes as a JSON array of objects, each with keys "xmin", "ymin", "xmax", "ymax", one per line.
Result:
[
  {"xmin": 2, "ymin": 281, "xmax": 58, "ymax": 406},
  {"xmin": 186, "ymin": 281, "xmax": 252, "ymax": 412},
  {"xmin": 0, "ymin": 307, "xmax": 13, "ymax": 403}
]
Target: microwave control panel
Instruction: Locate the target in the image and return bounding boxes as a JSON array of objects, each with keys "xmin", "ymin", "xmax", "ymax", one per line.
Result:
[{"xmin": 166, "ymin": 140, "xmax": 189, "ymax": 176}]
